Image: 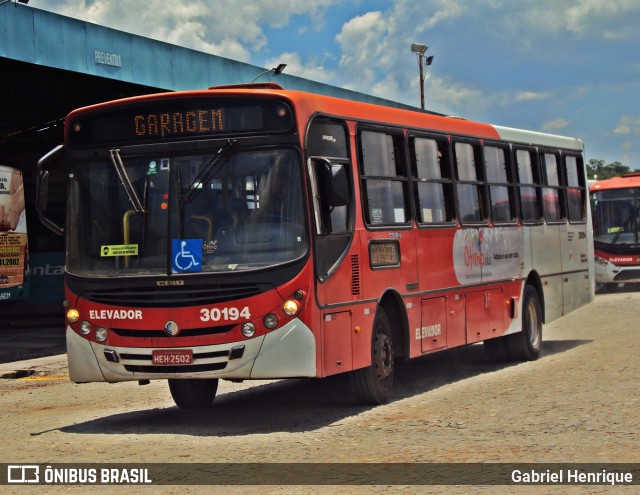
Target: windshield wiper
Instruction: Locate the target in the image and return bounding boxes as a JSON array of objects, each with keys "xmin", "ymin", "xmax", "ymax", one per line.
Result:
[
  {"xmin": 109, "ymin": 148, "xmax": 145, "ymax": 213},
  {"xmin": 183, "ymin": 138, "xmax": 237, "ymax": 204},
  {"xmin": 610, "ymin": 205, "xmax": 638, "ymax": 246}
]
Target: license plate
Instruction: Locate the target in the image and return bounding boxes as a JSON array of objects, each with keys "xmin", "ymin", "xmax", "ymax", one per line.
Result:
[{"xmin": 152, "ymin": 349, "xmax": 193, "ymax": 365}]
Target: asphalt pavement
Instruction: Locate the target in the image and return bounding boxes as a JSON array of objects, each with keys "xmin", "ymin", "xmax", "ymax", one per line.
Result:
[{"xmin": 0, "ymin": 322, "xmax": 66, "ymax": 365}]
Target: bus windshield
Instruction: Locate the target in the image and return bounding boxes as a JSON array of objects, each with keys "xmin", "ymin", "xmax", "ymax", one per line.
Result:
[
  {"xmin": 67, "ymin": 147, "xmax": 307, "ymax": 276},
  {"xmin": 591, "ymin": 188, "xmax": 640, "ymax": 246}
]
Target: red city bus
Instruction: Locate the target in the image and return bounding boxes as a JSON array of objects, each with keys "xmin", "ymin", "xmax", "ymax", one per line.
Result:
[
  {"xmin": 37, "ymin": 84, "xmax": 594, "ymax": 408},
  {"xmin": 590, "ymin": 172, "xmax": 640, "ymax": 290}
]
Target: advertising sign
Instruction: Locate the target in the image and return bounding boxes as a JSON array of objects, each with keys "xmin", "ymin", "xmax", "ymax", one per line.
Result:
[{"xmin": 0, "ymin": 165, "xmax": 28, "ymax": 301}]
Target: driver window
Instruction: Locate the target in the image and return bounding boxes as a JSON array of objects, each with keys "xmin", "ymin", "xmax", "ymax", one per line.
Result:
[
  {"xmin": 307, "ymin": 119, "xmax": 352, "ymax": 235},
  {"xmin": 307, "ymin": 118, "xmax": 353, "ymax": 280}
]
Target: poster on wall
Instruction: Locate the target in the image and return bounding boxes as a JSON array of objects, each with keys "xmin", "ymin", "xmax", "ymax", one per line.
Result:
[{"xmin": 0, "ymin": 165, "xmax": 28, "ymax": 300}]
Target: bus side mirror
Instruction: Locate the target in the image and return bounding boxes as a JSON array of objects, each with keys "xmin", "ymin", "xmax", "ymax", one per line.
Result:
[
  {"xmin": 317, "ymin": 159, "xmax": 350, "ymax": 208},
  {"xmin": 329, "ymin": 163, "xmax": 350, "ymax": 208}
]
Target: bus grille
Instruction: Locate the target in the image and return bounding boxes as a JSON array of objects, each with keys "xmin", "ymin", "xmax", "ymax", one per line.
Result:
[
  {"xmin": 123, "ymin": 362, "xmax": 227, "ymax": 373},
  {"xmin": 614, "ymin": 269, "xmax": 640, "ymax": 281},
  {"xmin": 111, "ymin": 325, "xmax": 235, "ymax": 338},
  {"xmin": 116, "ymin": 348, "xmax": 238, "ymax": 374},
  {"xmin": 82, "ymin": 283, "xmax": 268, "ymax": 308},
  {"xmin": 120, "ymin": 351, "xmax": 230, "ymax": 361}
]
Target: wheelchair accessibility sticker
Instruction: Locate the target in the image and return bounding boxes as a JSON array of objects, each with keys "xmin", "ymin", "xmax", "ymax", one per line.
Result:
[{"xmin": 172, "ymin": 239, "xmax": 203, "ymax": 273}]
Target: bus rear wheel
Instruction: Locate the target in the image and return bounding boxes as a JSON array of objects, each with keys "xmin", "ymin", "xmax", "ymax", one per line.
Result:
[
  {"xmin": 507, "ymin": 285, "xmax": 542, "ymax": 361},
  {"xmin": 168, "ymin": 378, "xmax": 219, "ymax": 409},
  {"xmin": 349, "ymin": 308, "xmax": 394, "ymax": 405}
]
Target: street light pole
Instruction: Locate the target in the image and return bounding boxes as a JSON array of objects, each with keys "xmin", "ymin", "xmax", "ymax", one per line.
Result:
[
  {"xmin": 424, "ymin": 55, "xmax": 434, "ymax": 109},
  {"xmin": 410, "ymin": 43, "xmax": 433, "ymax": 111},
  {"xmin": 418, "ymin": 54, "xmax": 425, "ymax": 111},
  {"xmin": 251, "ymin": 63, "xmax": 287, "ymax": 83}
]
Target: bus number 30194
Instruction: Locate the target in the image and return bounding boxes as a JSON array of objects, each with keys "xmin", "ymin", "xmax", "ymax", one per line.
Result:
[{"xmin": 200, "ymin": 306, "xmax": 252, "ymax": 322}]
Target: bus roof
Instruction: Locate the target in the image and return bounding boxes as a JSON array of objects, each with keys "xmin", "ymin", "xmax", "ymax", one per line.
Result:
[
  {"xmin": 492, "ymin": 125, "xmax": 584, "ymax": 152},
  {"xmin": 65, "ymin": 84, "xmax": 584, "ymax": 150},
  {"xmin": 590, "ymin": 173, "xmax": 640, "ymax": 192}
]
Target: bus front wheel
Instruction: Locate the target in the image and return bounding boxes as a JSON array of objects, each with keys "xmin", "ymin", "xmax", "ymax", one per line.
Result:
[
  {"xmin": 349, "ymin": 308, "xmax": 395, "ymax": 405},
  {"xmin": 168, "ymin": 378, "xmax": 219, "ymax": 409}
]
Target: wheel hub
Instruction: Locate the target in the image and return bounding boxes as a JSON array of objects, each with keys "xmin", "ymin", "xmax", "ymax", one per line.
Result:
[{"xmin": 374, "ymin": 333, "xmax": 393, "ymax": 379}]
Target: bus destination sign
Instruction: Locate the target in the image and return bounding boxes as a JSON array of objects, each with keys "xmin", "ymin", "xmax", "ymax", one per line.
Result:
[
  {"xmin": 134, "ymin": 109, "xmax": 224, "ymax": 138},
  {"xmin": 68, "ymin": 97, "xmax": 293, "ymax": 147}
]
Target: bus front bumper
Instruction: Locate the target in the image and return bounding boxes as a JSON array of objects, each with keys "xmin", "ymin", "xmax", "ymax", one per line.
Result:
[
  {"xmin": 66, "ymin": 318, "xmax": 317, "ymax": 383},
  {"xmin": 594, "ymin": 257, "xmax": 640, "ymax": 285}
]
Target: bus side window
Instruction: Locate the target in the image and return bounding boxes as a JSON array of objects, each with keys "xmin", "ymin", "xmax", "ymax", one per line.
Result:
[
  {"xmin": 484, "ymin": 144, "xmax": 516, "ymax": 224},
  {"xmin": 359, "ymin": 130, "xmax": 409, "ymax": 226},
  {"xmin": 541, "ymin": 151, "xmax": 565, "ymax": 223},
  {"xmin": 453, "ymin": 141, "xmax": 486, "ymax": 223},
  {"xmin": 410, "ymin": 135, "xmax": 455, "ymax": 224},
  {"xmin": 515, "ymin": 148, "xmax": 543, "ymax": 223},
  {"xmin": 564, "ymin": 154, "xmax": 586, "ymax": 222}
]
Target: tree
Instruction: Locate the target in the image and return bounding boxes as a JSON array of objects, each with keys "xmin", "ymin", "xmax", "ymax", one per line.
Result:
[
  {"xmin": 587, "ymin": 159, "xmax": 637, "ymax": 180},
  {"xmin": 586, "ymin": 159, "xmax": 604, "ymax": 179}
]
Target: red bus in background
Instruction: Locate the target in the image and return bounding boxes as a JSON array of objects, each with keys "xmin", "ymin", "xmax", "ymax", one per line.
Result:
[
  {"xmin": 37, "ymin": 84, "xmax": 593, "ymax": 408},
  {"xmin": 590, "ymin": 172, "xmax": 640, "ymax": 290}
]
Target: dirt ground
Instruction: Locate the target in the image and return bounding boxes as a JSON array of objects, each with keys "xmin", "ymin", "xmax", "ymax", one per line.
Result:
[{"xmin": 0, "ymin": 291, "xmax": 638, "ymax": 494}]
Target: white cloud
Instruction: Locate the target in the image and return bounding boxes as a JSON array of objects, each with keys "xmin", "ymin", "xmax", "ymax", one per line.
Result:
[
  {"xmin": 264, "ymin": 52, "xmax": 335, "ymax": 84},
  {"xmin": 542, "ymin": 118, "xmax": 570, "ymax": 132},
  {"xmin": 613, "ymin": 115, "xmax": 640, "ymax": 135},
  {"xmin": 335, "ymin": 11, "xmax": 387, "ymax": 89},
  {"xmin": 34, "ymin": 0, "xmax": 341, "ymax": 61},
  {"xmin": 332, "ymin": 1, "xmax": 471, "ymax": 107},
  {"xmin": 495, "ymin": 0, "xmax": 640, "ymax": 42},
  {"xmin": 513, "ymin": 91, "xmax": 551, "ymax": 103},
  {"xmin": 419, "ymin": 76, "xmax": 489, "ymax": 116},
  {"xmin": 565, "ymin": 0, "xmax": 640, "ymax": 40}
]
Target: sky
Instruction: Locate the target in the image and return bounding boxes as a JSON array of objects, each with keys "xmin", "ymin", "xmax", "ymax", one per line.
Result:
[{"xmin": 29, "ymin": 0, "xmax": 640, "ymax": 167}]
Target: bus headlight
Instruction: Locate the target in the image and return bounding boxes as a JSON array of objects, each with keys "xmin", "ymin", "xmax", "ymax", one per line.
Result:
[
  {"xmin": 241, "ymin": 322, "xmax": 256, "ymax": 338},
  {"xmin": 79, "ymin": 320, "xmax": 92, "ymax": 335},
  {"xmin": 66, "ymin": 308, "xmax": 80, "ymax": 324},
  {"xmin": 264, "ymin": 313, "xmax": 278, "ymax": 329},
  {"xmin": 95, "ymin": 327, "xmax": 108, "ymax": 343},
  {"xmin": 282, "ymin": 299, "xmax": 299, "ymax": 316}
]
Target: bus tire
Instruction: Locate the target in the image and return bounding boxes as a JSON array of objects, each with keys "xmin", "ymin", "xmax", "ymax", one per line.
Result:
[
  {"xmin": 507, "ymin": 285, "xmax": 542, "ymax": 361},
  {"xmin": 349, "ymin": 308, "xmax": 394, "ymax": 405},
  {"xmin": 168, "ymin": 378, "xmax": 219, "ymax": 409},
  {"xmin": 484, "ymin": 335, "xmax": 511, "ymax": 362}
]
